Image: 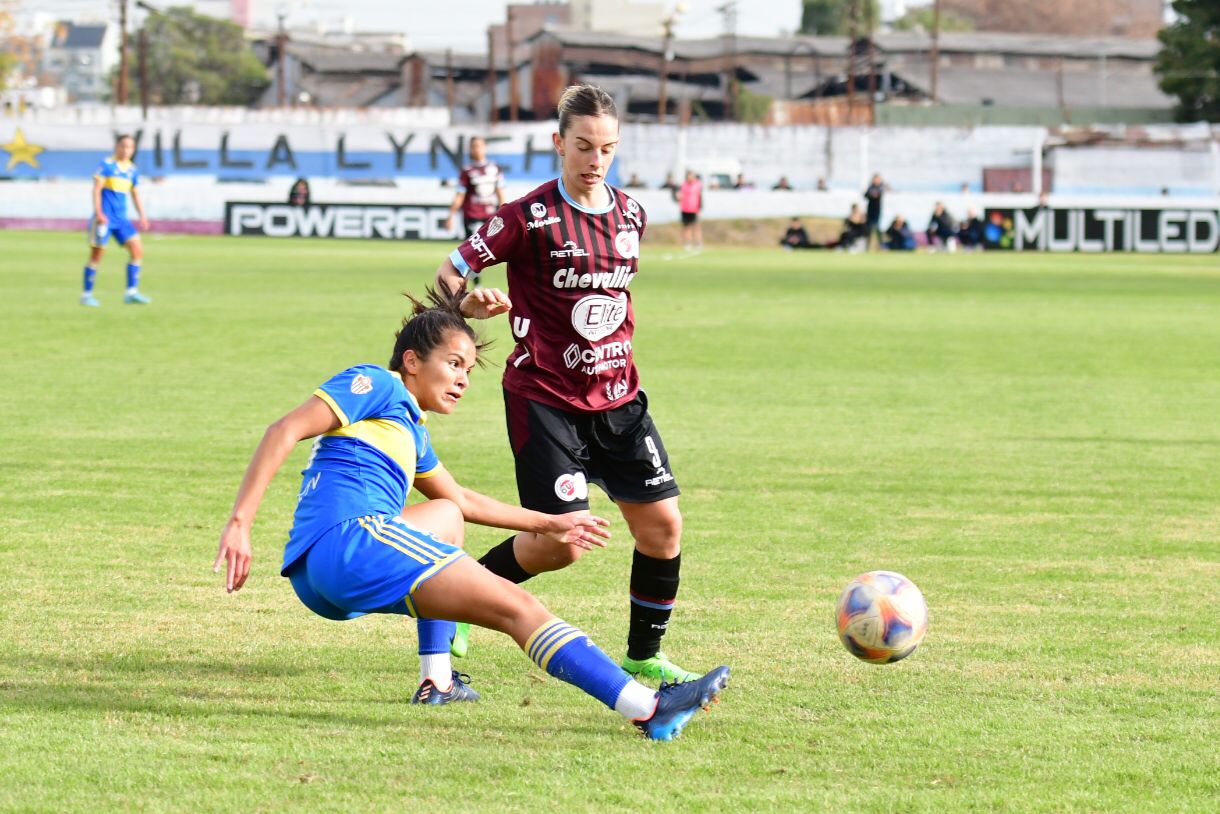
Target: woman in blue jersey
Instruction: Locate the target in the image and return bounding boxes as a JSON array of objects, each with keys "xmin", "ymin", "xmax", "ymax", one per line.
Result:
[
  {"xmin": 81, "ymin": 134, "xmax": 151, "ymax": 307},
  {"xmin": 212, "ymin": 290, "xmax": 729, "ymax": 740}
]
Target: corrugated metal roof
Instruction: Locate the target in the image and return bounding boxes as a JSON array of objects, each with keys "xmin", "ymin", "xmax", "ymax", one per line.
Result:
[
  {"xmin": 51, "ymin": 22, "xmax": 108, "ymax": 50},
  {"xmin": 901, "ymin": 65, "xmax": 1171, "ymax": 108}
]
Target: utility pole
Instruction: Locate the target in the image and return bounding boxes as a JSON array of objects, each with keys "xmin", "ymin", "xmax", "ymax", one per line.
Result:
[
  {"xmin": 117, "ymin": 0, "xmax": 129, "ymax": 104},
  {"xmin": 487, "ymin": 28, "xmax": 498, "ymax": 124},
  {"xmin": 657, "ymin": 15, "xmax": 674, "ymax": 122},
  {"xmin": 930, "ymin": 0, "xmax": 941, "ymax": 103},
  {"xmin": 276, "ymin": 11, "xmax": 287, "ymax": 107},
  {"xmin": 846, "ymin": 0, "xmax": 857, "ymax": 120},
  {"xmin": 866, "ymin": 0, "xmax": 876, "ymax": 123},
  {"xmin": 716, "ymin": 1, "xmax": 736, "ymax": 120},
  {"xmin": 138, "ymin": 27, "xmax": 148, "ymax": 118},
  {"xmin": 507, "ymin": 6, "xmax": 519, "ymax": 122},
  {"xmin": 445, "ymin": 48, "xmax": 455, "ymax": 122}
]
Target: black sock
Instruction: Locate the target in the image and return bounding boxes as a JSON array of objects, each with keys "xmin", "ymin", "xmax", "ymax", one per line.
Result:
[
  {"xmin": 627, "ymin": 550, "xmax": 680, "ymax": 661},
  {"xmin": 477, "ymin": 536, "xmax": 533, "ymax": 584}
]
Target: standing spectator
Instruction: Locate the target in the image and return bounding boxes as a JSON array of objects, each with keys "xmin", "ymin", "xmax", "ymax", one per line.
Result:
[
  {"xmin": 884, "ymin": 215, "xmax": 915, "ymax": 251},
  {"xmin": 677, "ymin": 170, "xmax": 703, "ymax": 252},
  {"xmin": 779, "ymin": 216, "xmax": 811, "ymax": 249},
  {"xmin": 926, "ymin": 201, "xmax": 957, "ymax": 251},
  {"xmin": 444, "ymin": 136, "xmax": 506, "ymax": 287},
  {"xmin": 661, "ymin": 171, "xmax": 680, "ymax": 194},
  {"xmin": 772, "ymin": 176, "xmax": 793, "ymax": 191},
  {"xmin": 733, "ymin": 172, "xmax": 753, "ymax": 190},
  {"xmin": 288, "ymin": 178, "xmax": 311, "ymax": 206},
  {"xmin": 863, "ymin": 173, "xmax": 888, "ymax": 250},
  {"xmin": 816, "ymin": 177, "xmax": 829, "ymax": 191},
  {"xmin": 623, "ymin": 173, "xmax": 646, "ymax": 189}
]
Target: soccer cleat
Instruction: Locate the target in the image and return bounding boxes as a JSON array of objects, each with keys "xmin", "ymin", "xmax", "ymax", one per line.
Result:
[
  {"xmin": 80, "ymin": 294, "xmax": 101, "ymax": 307},
  {"xmin": 411, "ymin": 671, "xmax": 479, "ymax": 705},
  {"xmin": 124, "ymin": 292, "xmax": 152, "ymax": 304},
  {"xmin": 450, "ymin": 622, "xmax": 470, "ymax": 658},
  {"xmin": 621, "ymin": 652, "xmax": 701, "ymax": 684},
  {"xmin": 634, "ymin": 665, "xmax": 730, "ymax": 741}
]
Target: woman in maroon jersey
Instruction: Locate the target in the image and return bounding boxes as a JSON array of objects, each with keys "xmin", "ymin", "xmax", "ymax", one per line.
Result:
[{"xmin": 432, "ymin": 84, "xmax": 699, "ymax": 684}]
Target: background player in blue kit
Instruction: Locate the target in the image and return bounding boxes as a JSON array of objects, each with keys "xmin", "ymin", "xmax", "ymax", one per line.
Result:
[
  {"xmin": 81, "ymin": 134, "xmax": 151, "ymax": 307},
  {"xmin": 212, "ymin": 290, "xmax": 730, "ymax": 738}
]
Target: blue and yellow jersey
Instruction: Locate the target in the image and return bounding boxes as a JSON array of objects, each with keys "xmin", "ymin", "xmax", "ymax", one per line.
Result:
[
  {"xmin": 94, "ymin": 157, "xmax": 140, "ymax": 221},
  {"xmin": 281, "ymin": 365, "xmax": 441, "ymax": 573}
]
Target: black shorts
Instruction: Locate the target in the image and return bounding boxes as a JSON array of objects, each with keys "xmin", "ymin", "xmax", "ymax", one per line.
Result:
[
  {"xmin": 504, "ymin": 389, "xmax": 681, "ymax": 514},
  {"xmin": 680, "ymin": 211, "xmax": 698, "ymax": 226}
]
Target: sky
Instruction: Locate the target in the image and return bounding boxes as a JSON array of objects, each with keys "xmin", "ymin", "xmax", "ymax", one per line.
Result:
[{"xmin": 27, "ymin": 1, "xmax": 811, "ymax": 52}]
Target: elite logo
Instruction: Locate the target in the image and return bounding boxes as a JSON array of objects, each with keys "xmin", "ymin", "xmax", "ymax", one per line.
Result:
[
  {"xmin": 486, "ymin": 216, "xmax": 504, "ymax": 237},
  {"xmin": 554, "ymin": 472, "xmax": 589, "ymax": 502},
  {"xmin": 350, "ymin": 374, "xmax": 373, "ymax": 395},
  {"xmin": 571, "ymin": 293, "xmax": 628, "ymax": 342},
  {"xmin": 614, "ymin": 230, "xmax": 640, "ymax": 259}
]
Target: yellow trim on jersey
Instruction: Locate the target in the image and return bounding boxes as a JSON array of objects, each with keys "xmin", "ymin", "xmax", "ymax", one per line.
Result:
[
  {"xmin": 312, "ymin": 389, "xmax": 350, "ymax": 426},
  {"xmin": 414, "ymin": 465, "xmax": 441, "ymax": 479},
  {"xmin": 324, "ymin": 418, "xmax": 416, "ymax": 481},
  {"xmin": 101, "ymin": 176, "xmax": 133, "ymax": 194},
  {"xmin": 536, "ymin": 630, "xmax": 584, "ymax": 671}
]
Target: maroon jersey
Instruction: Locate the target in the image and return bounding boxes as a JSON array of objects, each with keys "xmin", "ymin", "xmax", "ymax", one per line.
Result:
[
  {"xmin": 450, "ymin": 178, "xmax": 646, "ymax": 413},
  {"xmin": 458, "ymin": 161, "xmax": 504, "ymax": 221}
]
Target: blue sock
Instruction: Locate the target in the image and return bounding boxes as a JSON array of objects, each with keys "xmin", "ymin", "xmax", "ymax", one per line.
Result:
[
  {"xmin": 83, "ymin": 266, "xmax": 96, "ymax": 293},
  {"xmin": 417, "ymin": 618, "xmax": 456, "ymax": 655},
  {"xmin": 126, "ymin": 263, "xmax": 140, "ymax": 291},
  {"xmin": 526, "ymin": 619, "xmax": 630, "ymax": 709}
]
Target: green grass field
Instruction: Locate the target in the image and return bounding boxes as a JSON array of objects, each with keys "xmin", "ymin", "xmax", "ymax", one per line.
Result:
[{"xmin": 0, "ymin": 231, "xmax": 1217, "ymax": 813}]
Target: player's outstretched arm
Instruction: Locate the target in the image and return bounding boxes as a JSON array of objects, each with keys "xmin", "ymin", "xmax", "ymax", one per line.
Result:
[
  {"xmin": 213, "ymin": 396, "xmax": 340, "ymax": 592},
  {"xmin": 413, "ymin": 468, "xmax": 610, "ymax": 550}
]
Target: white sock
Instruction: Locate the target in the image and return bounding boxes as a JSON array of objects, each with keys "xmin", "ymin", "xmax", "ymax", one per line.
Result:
[
  {"xmin": 420, "ymin": 653, "xmax": 452, "ymax": 689},
  {"xmin": 613, "ymin": 679, "xmax": 659, "ymax": 721},
  {"xmin": 126, "ymin": 286, "xmax": 137, "ymax": 295}
]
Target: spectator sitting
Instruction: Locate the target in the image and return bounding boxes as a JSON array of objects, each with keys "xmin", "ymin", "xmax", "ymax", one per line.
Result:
[
  {"xmin": 779, "ymin": 216, "xmax": 812, "ymax": 249},
  {"xmin": 838, "ymin": 204, "xmax": 868, "ymax": 252},
  {"xmin": 958, "ymin": 209, "xmax": 984, "ymax": 250},
  {"xmin": 661, "ymin": 172, "xmax": 680, "ymax": 194},
  {"xmin": 885, "ymin": 215, "xmax": 915, "ymax": 251},
  {"xmin": 926, "ymin": 201, "xmax": 957, "ymax": 251},
  {"xmin": 623, "ymin": 173, "xmax": 646, "ymax": 189},
  {"xmin": 816, "ymin": 176, "xmax": 828, "ymax": 191},
  {"xmin": 733, "ymin": 172, "xmax": 754, "ymax": 190},
  {"xmin": 288, "ymin": 177, "xmax": 311, "ymax": 206},
  {"xmin": 772, "ymin": 176, "xmax": 794, "ymax": 191}
]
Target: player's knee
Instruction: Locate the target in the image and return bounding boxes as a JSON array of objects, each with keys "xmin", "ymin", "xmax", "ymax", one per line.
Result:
[
  {"xmin": 428, "ymin": 498, "xmax": 465, "ymax": 547},
  {"xmin": 629, "ymin": 507, "xmax": 683, "ymax": 557}
]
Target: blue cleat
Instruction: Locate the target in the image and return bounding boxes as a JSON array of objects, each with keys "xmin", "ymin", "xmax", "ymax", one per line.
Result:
[
  {"xmin": 124, "ymin": 292, "xmax": 152, "ymax": 304},
  {"xmin": 411, "ymin": 671, "xmax": 480, "ymax": 705},
  {"xmin": 80, "ymin": 294, "xmax": 101, "ymax": 307},
  {"xmin": 634, "ymin": 665, "xmax": 730, "ymax": 741}
]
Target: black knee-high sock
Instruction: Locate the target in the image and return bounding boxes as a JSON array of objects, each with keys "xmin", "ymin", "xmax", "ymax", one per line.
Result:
[
  {"xmin": 478, "ymin": 535, "xmax": 533, "ymax": 584},
  {"xmin": 627, "ymin": 550, "xmax": 680, "ymax": 660}
]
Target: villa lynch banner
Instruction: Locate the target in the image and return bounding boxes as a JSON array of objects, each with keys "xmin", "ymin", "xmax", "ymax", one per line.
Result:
[{"xmin": 985, "ymin": 207, "xmax": 1220, "ymax": 253}]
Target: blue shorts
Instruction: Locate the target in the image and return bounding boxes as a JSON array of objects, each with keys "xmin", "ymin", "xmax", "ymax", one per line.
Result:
[
  {"xmin": 89, "ymin": 216, "xmax": 138, "ymax": 248},
  {"xmin": 284, "ymin": 515, "xmax": 465, "ymax": 621}
]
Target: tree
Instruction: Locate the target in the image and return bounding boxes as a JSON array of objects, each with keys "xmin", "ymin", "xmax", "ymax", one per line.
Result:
[
  {"xmin": 1156, "ymin": 0, "xmax": 1220, "ymax": 122},
  {"xmin": 800, "ymin": 0, "xmax": 879, "ymax": 37},
  {"xmin": 0, "ymin": 51, "xmax": 15, "ymax": 92},
  {"xmin": 891, "ymin": 7, "xmax": 975, "ymax": 33},
  {"xmin": 118, "ymin": 6, "xmax": 268, "ymax": 106}
]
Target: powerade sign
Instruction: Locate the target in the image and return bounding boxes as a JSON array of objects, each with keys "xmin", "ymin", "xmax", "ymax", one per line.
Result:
[
  {"xmin": 225, "ymin": 202, "xmax": 460, "ymax": 240},
  {"xmin": 986, "ymin": 207, "xmax": 1220, "ymax": 253}
]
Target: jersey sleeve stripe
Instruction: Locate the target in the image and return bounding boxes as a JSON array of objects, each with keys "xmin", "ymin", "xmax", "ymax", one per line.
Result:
[
  {"xmin": 414, "ymin": 465, "xmax": 441, "ymax": 479},
  {"xmin": 313, "ymin": 389, "xmax": 350, "ymax": 425},
  {"xmin": 449, "ymin": 248, "xmax": 472, "ymax": 278}
]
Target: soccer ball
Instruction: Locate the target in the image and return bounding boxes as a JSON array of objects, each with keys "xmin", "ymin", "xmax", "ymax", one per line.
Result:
[{"xmin": 835, "ymin": 571, "xmax": 928, "ymax": 664}]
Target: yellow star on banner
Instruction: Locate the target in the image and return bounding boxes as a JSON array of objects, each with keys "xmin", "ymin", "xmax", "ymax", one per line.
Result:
[{"xmin": 2, "ymin": 128, "xmax": 45, "ymax": 170}]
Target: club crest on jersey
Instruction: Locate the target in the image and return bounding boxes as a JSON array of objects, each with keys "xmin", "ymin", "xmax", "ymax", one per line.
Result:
[
  {"xmin": 550, "ymin": 240, "xmax": 589, "ymax": 259},
  {"xmin": 486, "ymin": 216, "xmax": 504, "ymax": 237},
  {"xmin": 614, "ymin": 230, "xmax": 640, "ymax": 259},
  {"xmin": 626, "ymin": 198, "xmax": 639, "ymax": 214},
  {"xmin": 554, "ymin": 472, "xmax": 588, "ymax": 502},
  {"xmin": 350, "ymin": 374, "xmax": 373, "ymax": 395},
  {"xmin": 530, "ymin": 201, "xmax": 547, "ymax": 219},
  {"xmin": 571, "ymin": 293, "xmax": 628, "ymax": 342},
  {"xmin": 605, "ymin": 379, "xmax": 631, "ymax": 402}
]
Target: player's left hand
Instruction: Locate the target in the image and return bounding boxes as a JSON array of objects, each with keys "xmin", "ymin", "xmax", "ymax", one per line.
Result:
[
  {"xmin": 460, "ymin": 287, "xmax": 512, "ymax": 320},
  {"xmin": 543, "ymin": 512, "xmax": 611, "ymax": 550},
  {"xmin": 213, "ymin": 517, "xmax": 252, "ymax": 593}
]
